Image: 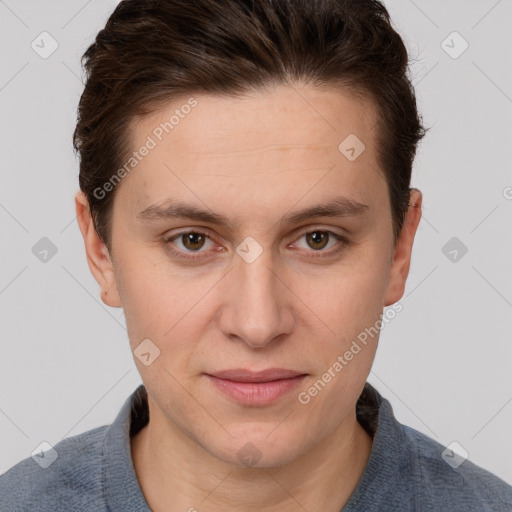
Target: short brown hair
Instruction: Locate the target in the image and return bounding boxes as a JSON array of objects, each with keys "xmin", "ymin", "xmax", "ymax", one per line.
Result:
[{"xmin": 73, "ymin": 0, "xmax": 428, "ymax": 254}]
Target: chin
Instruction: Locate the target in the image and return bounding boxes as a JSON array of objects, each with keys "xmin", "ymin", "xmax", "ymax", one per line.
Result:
[{"xmin": 205, "ymin": 430, "xmax": 305, "ymax": 469}]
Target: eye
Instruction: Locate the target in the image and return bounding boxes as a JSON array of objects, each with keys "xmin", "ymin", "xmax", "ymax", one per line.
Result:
[
  {"xmin": 164, "ymin": 230, "xmax": 218, "ymax": 260},
  {"xmin": 296, "ymin": 230, "xmax": 335, "ymax": 250},
  {"xmin": 174, "ymin": 231, "xmax": 210, "ymax": 251},
  {"xmin": 291, "ymin": 229, "xmax": 348, "ymax": 259},
  {"xmin": 163, "ymin": 227, "xmax": 349, "ymax": 262}
]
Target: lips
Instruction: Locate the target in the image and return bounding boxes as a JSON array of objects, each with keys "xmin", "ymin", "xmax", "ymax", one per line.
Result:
[
  {"xmin": 205, "ymin": 368, "xmax": 307, "ymax": 406},
  {"xmin": 206, "ymin": 368, "xmax": 305, "ymax": 383}
]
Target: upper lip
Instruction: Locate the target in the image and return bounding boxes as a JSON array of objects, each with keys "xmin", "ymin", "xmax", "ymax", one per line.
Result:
[{"xmin": 207, "ymin": 368, "xmax": 306, "ymax": 383}]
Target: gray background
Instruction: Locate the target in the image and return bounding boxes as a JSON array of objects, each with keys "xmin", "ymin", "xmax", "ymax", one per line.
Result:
[{"xmin": 1, "ymin": 0, "xmax": 511, "ymax": 485}]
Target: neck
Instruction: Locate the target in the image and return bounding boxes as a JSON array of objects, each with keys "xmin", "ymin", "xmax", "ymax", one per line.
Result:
[{"xmin": 131, "ymin": 399, "xmax": 373, "ymax": 512}]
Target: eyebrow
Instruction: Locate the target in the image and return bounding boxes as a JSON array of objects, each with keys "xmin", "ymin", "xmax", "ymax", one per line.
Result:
[{"xmin": 136, "ymin": 195, "xmax": 370, "ymax": 229}]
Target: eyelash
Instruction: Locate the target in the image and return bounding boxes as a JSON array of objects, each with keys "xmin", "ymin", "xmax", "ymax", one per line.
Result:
[{"xmin": 162, "ymin": 228, "xmax": 349, "ymax": 262}]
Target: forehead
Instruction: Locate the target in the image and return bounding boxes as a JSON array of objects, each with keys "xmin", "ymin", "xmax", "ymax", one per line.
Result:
[
  {"xmin": 130, "ymin": 83, "xmax": 378, "ymax": 153},
  {"xmin": 117, "ymin": 83, "xmax": 384, "ymax": 218}
]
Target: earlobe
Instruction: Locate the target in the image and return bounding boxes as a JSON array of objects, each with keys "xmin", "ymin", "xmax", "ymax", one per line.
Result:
[
  {"xmin": 75, "ymin": 191, "xmax": 123, "ymax": 308},
  {"xmin": 384, "ymin": 189, "xmax": 423, "ymax": 307}
]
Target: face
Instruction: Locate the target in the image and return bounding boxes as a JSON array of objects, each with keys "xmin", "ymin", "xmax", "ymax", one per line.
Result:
[{"xmin": 76, "ymin": 83, "xmax": 421, "ymax": 468}]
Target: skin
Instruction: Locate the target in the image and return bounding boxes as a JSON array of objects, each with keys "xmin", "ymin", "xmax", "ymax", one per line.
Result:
[{"xmin": 75, "ymin": 82, "xmax": 422, "ymax": 512}]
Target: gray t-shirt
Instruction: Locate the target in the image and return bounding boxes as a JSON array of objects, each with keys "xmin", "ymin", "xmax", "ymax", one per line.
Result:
[{"xmin": 1, "ymin": 382, "xmax": 511, "ymax": 511}]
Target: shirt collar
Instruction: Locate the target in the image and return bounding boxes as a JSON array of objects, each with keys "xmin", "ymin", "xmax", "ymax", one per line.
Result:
[
  {"xmin": 103, "ymin": 384, "xmax": 151, "ymax": 511},
  {"xmin": 342, "ymin": 383, "xmax": 409, "ymax": 511}
]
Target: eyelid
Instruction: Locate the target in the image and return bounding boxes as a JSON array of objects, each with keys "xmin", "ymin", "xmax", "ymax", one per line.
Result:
[{"xmin": 290, "ymin": 224, "xmax": 348, "ymax": 240}]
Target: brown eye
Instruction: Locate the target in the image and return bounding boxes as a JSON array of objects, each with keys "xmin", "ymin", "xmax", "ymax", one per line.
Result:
[
  {"xmin": 164, "ymin": 230, "xmax": 216, "ymax": 260},
  {"xmin": 305, "ymin": 231, "xmax": 330, "ymax": 250},
  {"xmin": 181, "ymin": 232, "xmax": 207, "ymax": 251},
  {"xmin": 292, "ymin": 229, "xmax": 348, "ymax": 260}
]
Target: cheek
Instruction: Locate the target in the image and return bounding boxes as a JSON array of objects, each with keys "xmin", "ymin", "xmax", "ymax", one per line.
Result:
[
  {"xmin": 112, "ymin": 248, "xmax": 180, "ymax": 345},
  {"xmin": 289, "ymin": 244, "xmax": 390, "ymax": 396},
  {"xmin": 293, "ymin": 266, "xmax": 385, "ymax": 422},
  {"xmin": 114, "ymin": 232, "xmax": 390, "ymax": 362},
  {"xmin": 294, "ymin": 248, "xmax": 390, "ymax": 337},
  {"xmin": 114, "ymin": 248, "xmax": 220, "ymax": 370}
]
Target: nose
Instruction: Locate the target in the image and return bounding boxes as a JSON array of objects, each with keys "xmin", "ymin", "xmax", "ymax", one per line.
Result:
[{"xmin": 217, "ymin": 246, "xmax": 294, "ymax": 349}]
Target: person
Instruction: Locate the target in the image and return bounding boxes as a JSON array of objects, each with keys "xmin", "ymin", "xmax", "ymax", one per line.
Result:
[{"xmin": 1, "ymin": 0, "xmax": 511, "ymax": 510}]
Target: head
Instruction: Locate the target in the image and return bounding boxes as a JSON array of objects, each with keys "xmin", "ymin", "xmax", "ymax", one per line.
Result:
[{"xmin": 74, "ymin": 0, "xmax": 426, "ymax": 468}]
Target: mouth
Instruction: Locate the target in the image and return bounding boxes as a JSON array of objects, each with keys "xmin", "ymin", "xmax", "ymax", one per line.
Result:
[{"xmin": 204, "ymin": 368, "xmax": 307, "ymax": 406}]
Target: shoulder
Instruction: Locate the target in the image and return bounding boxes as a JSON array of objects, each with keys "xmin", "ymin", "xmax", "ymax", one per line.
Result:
[
  {"xmin": 403, "ymin": 424, "xmax": 512, "ymax": 511},
  {"xmin": 0, "ymin": 425, "xmax": 108, "ymax": 512}
]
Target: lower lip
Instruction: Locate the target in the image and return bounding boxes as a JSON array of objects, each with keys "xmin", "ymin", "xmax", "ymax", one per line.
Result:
[{"xmin": 205, "ymin": 374, "xmax": 307, "ymax": 406}]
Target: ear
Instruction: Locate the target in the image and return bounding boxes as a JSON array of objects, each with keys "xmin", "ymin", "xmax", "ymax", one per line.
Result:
[
  {"xmin": 75, "ymin": 190, "xmax": 122, "ymax": 308},
  {"xmin": 384, "ymin": 188, "xmax": 423, "ymax": 307}
]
